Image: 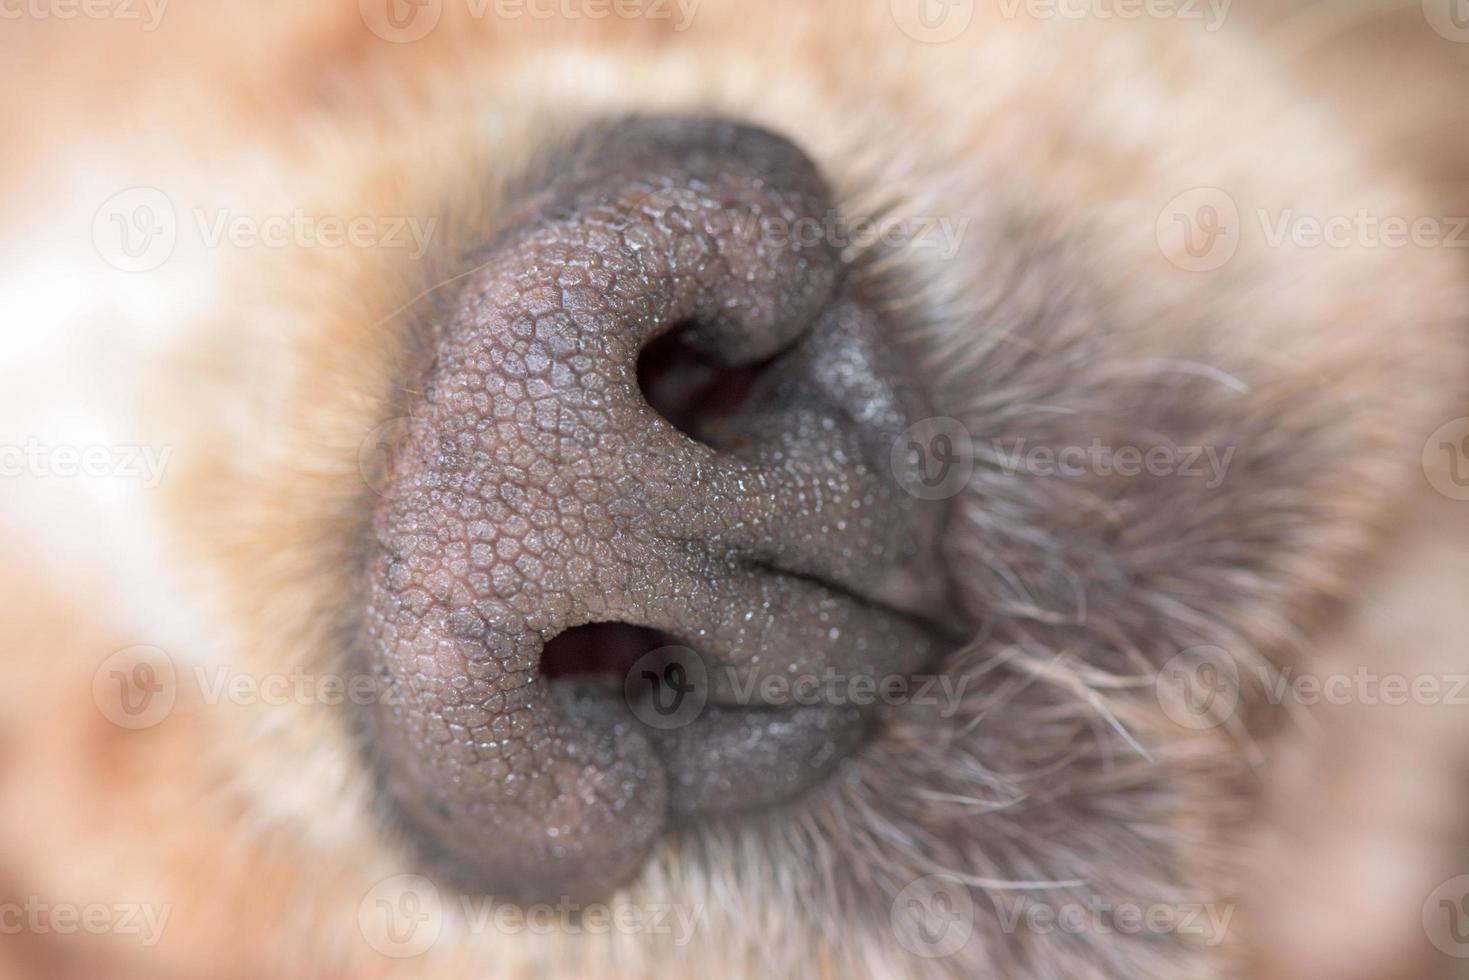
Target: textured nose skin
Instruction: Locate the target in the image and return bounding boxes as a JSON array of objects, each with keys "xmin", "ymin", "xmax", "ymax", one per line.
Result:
[{"xmin": 361, "ymin": 118, "xmax": 946, "ymax": 901}]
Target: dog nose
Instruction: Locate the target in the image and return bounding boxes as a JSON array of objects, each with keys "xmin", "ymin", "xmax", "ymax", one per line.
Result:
[{"xmin": 360, "ymin": 117, "xmax": 949, "ymax": 902}]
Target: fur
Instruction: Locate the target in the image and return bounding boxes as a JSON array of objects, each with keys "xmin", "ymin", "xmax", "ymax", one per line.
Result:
[{"xmin": 2, "ymin": 2, "xmax": 1467, "ymax": 977}]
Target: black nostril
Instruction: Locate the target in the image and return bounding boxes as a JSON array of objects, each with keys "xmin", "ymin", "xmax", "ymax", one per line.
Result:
[
  {"xmin": 538, "ymin": 622, "xmax": 674, "ymax": 681},
  {"xmin": 636, "ymin": 323, "xmax": 776, "ymax": 445}
]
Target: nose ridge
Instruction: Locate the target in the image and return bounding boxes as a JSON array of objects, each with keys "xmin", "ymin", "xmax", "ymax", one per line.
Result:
[{"xmin": 360, "ymin": 118, "xmax": 947, "ymax": 903}]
